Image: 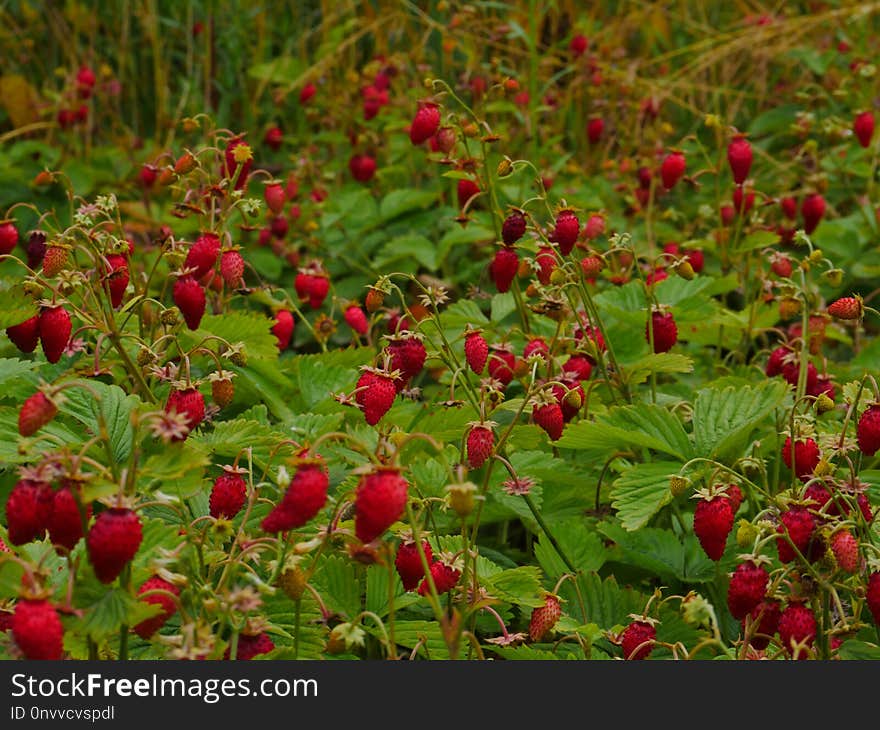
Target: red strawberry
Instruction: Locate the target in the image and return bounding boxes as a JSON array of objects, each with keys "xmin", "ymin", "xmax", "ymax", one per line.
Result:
[
  {"xmin": 487, "ymin": 344, "xmax": 516, "ymax": 387},
  {"xmin": 782, "ymin": 437, "xmax": 820, "ymax": 482},
  {"xmin": 580, "ymin": 254, "xmax": 604, "ymax": 280},
  {"xmin": 227, "ymin": 632, "xmax": 275, "ymax": 660},
  {"xmin": 173, "ymin": 276, "xmax": 206, "ymax": 330},
  {"xmin": 261, "ymin": 460, "xmax": 329, "ymax": 532},
  {"xmin": 552, "ymin": 379, "xmax": 585, "ymax": 422},
  {"xmin": 645, "ymin": 268, "xmax": 668, "ymax": 286},
  {"xmin": 801, "ymin": 193, "xmax": 825, "ymax": 234},
  {"xmin": 781, "ymin": 359, "xmax": 818, "ymax": 391},
  {"xmin": 349, "ymin": 154, "xmax": 377, "ymax": 183},
  {"xmin": 270, "ymin": 214, "xmax": 289, "ymax": 240},
  {"xmin": 827, "ymin": 296, "xmax": 863, "ymax": 320},
  {"xmin": 534, "ymin": 246, "xmax": 556, "ymax": 285},
  {"xmin": 776, "ymin": 506, "xmax": 815, "ymax": 563},
  {"xmin": 418, "ymin": 561, "xmax": 461, "ymax": 595},
  {"xmin": 355, "ymin": 369, "xmax": 397, "ymax": 425},
  {"xmin": 464, "ymin": 330, "xmax": 488, "ymax": 374},
  {"xmin": 457, "ymin": 178, "xmax": 480, "ymax": 209},
  {"xmin": 220, "ymin": 250, "xmax": 245, "ymax": 288},
  {"xmin": 395, "ymin": 540, "xmax": 433, "ymax": 591},
  {"xmin": 830, "ymin": 529, "xmax": 859, "ymax": 573},
  {"xmin": 0, "ymin": 220, "xmax": 19, "ymax": 254},
  {"xmin": 299, "ymin": 82, "xmax": 316, "ymax": 105},
  {"xmin": 355, "ymin": 467, "xmax": 408, "ymax": 543},
  {"xmin": 778, "ymin": 603, "xmax": 816, "ymax": 659},
  {"xmin": 223, "ymin": 138, "xmax": 252, "ymax": 190},
  {"xmin": 587, "ymin": 117, "xmax": 604, "ymax": 144},
  {"xmin": 583, "ymin": 214, "xmax": 605, "ymax": 240},
  {"xmin": 732, "ymin": 184, "xmax": 755, "ymax": 215},
  {"xmin": 210, "ymin": 473, "xmax": 247, "ymax": 519},
  {"xmin": 646, "ymin": 310, "xmax": 677, "ymax": 353},
  {"xmin": 780, "ymin": 196, "xmax": 798, "ymax": 220},
  {"xmin": 727, "ymin": 560, "xmax": 769, "ymax": 620},
  {"xmin": 770, "ymin": 254, "xmax": 793, "ymax": 278},
  {"xmin": 551, "ymin": 209, "xmax": 580, "ymax": 256},
  {"xmin": 745, "ymin": 599, "xmax": 781, "ymax": 650},
  {"xmin": 533, "ymin": 401, "xmax": 564, "ymax": 441},
  {"xmin": 490, "ymin": 246, "xmax": 519, "ymax": 292},
  {"xmin": 104, "ymin": 254, "xmax": 129, "ymax": 308},
  {"xmin": 6, "ymin": 315, "xmax": 40, "ymax": 354},
  {"xmin": 725, "ymin": 484, "xmax": 744, "ymax": 513},
  {"xmin": 5, "ymin": 479, "xmax": 53, "ymax": 545},
  {"xmin": 185, "ymin": 233, "xmax": 221, "ymax": 278},
  {"xmin": 466, "ymin": 424, "xmax": 494, "ymax": 469},
  {"xmin": 563, "ymin": 354, "xmax": 593, "ymax": 381},
  {"xmin": 39, "ymin": 306, "xmax": 71, "ymax": 363},
  {"xmin": 18, "ymin": 391, "xmax": 57, "ymax": 437},
  {"xmin": 867, "ymin": 572, "xmax": 880, "ymax": 625},
  {"xmin": 765, "ymin": 346, "xmax": 790, "ymax": 376},
  {"xmin": 854, "ymin": 110, "xmax": 875, "ymax": 148},
  {"xmin": 574, "ymin": 320, "xmax": 606, "ymax": 359},
  {"xmin": 727, "ymin": 135, "xmax": 753, "ymax": 184},
  {"xmin": 271, "ymin": 309, "xmax": 295, "ymax": 351},
  {"xmin": 87, "ymin": 508, "xmax": 143, "ymax": 583},
  {"xmin": 12, "ymin": 599, "xmax": 64, "ymax": 660},
  {"xmin": 76, "ymin": 65, "xmax": 96, "ymax": 96},
  {"xmin": 523, "ymin": 338, "xmax": 549, "ymax": 361},
  {"xmin": 693, "ymin": 495, "xmax": 734, "ymax": 560},
  {"xmin": 42, "ymin": 245, "xmax": 68, "ymax": 277},
  {"xmin": 47, "ymin": 486, "xmax": 88, "ymax": 552},
  {"xmin": 620, "ymin": 620, "xmax": 656, "ymax": 660},
  {"xmin": 344, "ymin": 304, "xmax": 369, "ymax": 336},
  {"xmin": 858, "ymin": 405, "xmax": 880, "ymax": 456},
  {"xmin": 528, "ymin": 594, "xmax": 562, "ymax": 641},
  {"xmin": 264, "ymin": 126, "xmax": 283, "ymax": 151},
  {"xmin": 660, "ymin": 151, "xmax": 686, "ymax": 189},
  {"xmin": 264, "ymin": 182, "xmax": 286, "ymax": 214},
  {"xmin": 212, "ymin": 377, "xmax": 234, "ymax": 408},
  {"xmin": 803, "ymin": 482, "xmax": 833, "ymax": 513},
  {"xmin": 165, "ymin": 387, "xmax": 205, "ymax": 439},
  {"xmin": 409, "ymin": 103, "xmax": 441, "ymax": 145},
  {"xmin": 502, "ymin": 211, "xmax": 527, "ymax": 244},
  {"xmin": 858, "ymin": 493, "xmax": 873, "ymax": 522},
  {"xmin": 431, "ymin": 127, "xmax": 457, "ymax": 154},
  {"xmin": 570, "ymin": 33, "xmax": 588, "ymax": 56},
  {"xmin": 133, "ymin": 576, "xmax": 180, "ymax": 639},
  {"xmin": 294, "ymin": 270, "xmax": 330, "ymax": 309},
  {"xmin": 387, "ymin": 334, "xmax": 427, "ymax": 384}
]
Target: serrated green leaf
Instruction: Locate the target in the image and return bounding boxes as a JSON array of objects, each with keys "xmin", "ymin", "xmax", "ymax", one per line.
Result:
[
  {"xmin": 625, "ymin": 353, "xmax": 694, "ymax": 386},
  {"xmin": 736, "ymin": 229, "xmax": 779, "ymax": 253},
  {"xmin": 374, "ymin": 234, "xmax": 436, "ymax": 271},
  {"xmin": 491, "ymin": 292, "xmax": 516, "ymax": 323},
  {"xmin": 484, "ymin": 566, "xmax": 544, "ymax": 607},
  {"xmin": 365, "ymin": 564, "xmax": 420, "ymax": 617},
  {"xmin": 534, "ymin": 520, "xmax": 607, "ymax": 579},
  {"xmin": 564, "ymin": 572, "xmax": 646, "ymax": 629},
  {"xmin": 0, "ymin": 279, "xmax": 38, "ymax": 329},
  {"xmin": 80, "ymin": 588, "xmax": 159, "ymax": 640},
  {"xmin": 379, "ymin": 189, "xmax": 437, "ymax": 222},
  {"xmin": 58, "ymin": 381, "xmax": 139, "ymax": 462},
  {"xmin": 312, "ymin": 556, "xmax": 361, "ymax": 619},
  {"xmin": 187, "ymin": 311, "xmax": 277, "ymax": 362},
  {"xmin": 0, "ymin": 358, "xmax": 37, "ymax": 390},
  {"xmin": 610, "ymin": 461, "xmax": 678, "ymax": 530}
]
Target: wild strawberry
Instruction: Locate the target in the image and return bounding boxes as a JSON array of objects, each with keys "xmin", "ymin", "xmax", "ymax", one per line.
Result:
[
  {"xmin": 6, "ymin": 316, "xmax": 40, "ymax": 354},
  {"xmin": 299, "ymin": 82, "xmax": 316, "ymax": 105},
  {"xmin": 523, "ymin": 338, "xmax": 549, "ymax": 361},
  {"xmin": 223, "ymin": 138, "xmax": 252, "ymax": 190},
  {"xmin": 165, "ymin": 387, "xmax": 206, "ymax": 439},
  {"xmin": 570, "ymin": 33, "xmax": 588, "ymax": 56},
  {"xmin": 5, "ymin": 479, "xmax": 53, "ymax": 545},
  {"xmin": 173, "ymin": 276, "xmax": 206, "ymax": 330},
  {"xmin": 801, "ymin": 193, "xmax": 825, "ymax": 234},
  {"xmin": 693, "ymin": 495, "xmax": 734, "ymax": 560},
  {"xmin": 133, "ymin": 576, "xmax": 180, "ymax": 639},
  {"xmin": 867, "ymin": 572, "xmax": 880, "ymax": 625},
  {"xmin": 563, "ymin": 354, "xmax": 592, "ymax": 381},
  {"xmin": 830, "ymin": 529, "xmax": 859, "ymax": 573},
  {"xmin": 776, "ymin": 506, "xmax": 815, "ymax": 563},
  {"xmin": 620, "ymin": 620, "xmax": 656, "ymax": 660},
  {"xmin": 87, "ymin": 508, "xmax": 143, "ymax": 583},
  {"xmin": 294, "ymin": 270, "xmax": 330, "ymax": 309},
  {"xmin": 727, "ymin": 135, "xmax": 753, "ymax": 184},
  {"xmin": 725, "ymin": 484, "xmax": 744, "ymax": 513},
  {"xmin": 857, "ymin": 493, "xmax": 873, "ymax": 522},
  {"xmin": 745, "ymin": 599, "xmax": 781, "ymax": 650},
  {"xmin": 827, "ymin": 296, "xmax": 863, "ymax": 320},
  {"xmin": 211, "ymin": 377, "xmax": 235, "ymax": 408},
  {"xmin": 432, "ymin": 126, "xmax": 457, "ymax": 154},
  {"xmin": 857, "ymin": 405, "xmax": 880, "ymax": 456},
  {"xmin": 210, "ymin": 473, "xmax": 247, "ymax": 519},
  {"xmin": 349, "ymin": 154, "xmax": 377, "ymax": 183},
  {"xmin": 771, "ymin": 254, "xmax": 793, "ymax": 278},
  {"xmin": 660, "ymin": 151, "xmax": 686, "ymax": 189},
  {"xmin": 0, "ymin": 220, "xmax": 19, "ymax": 254},
  {"xmin": 732, "ymin": 184, "xmax": 755, "ymax": 215},
  {"xmin": 409, "ymin": 103, "xmax": 441, "ymax": 145},
  {"xmin": 18, "ymin": 391, "xmax": 57, "ymax": 437},
  {"xmin": 104, "ymin": 254, "xmax": 129, "ymax": 308},
  {"xmin": 39, "ymin": 306, "xmax": 71, "ymax": 364},
  {"xmin": 365, "ymin": 287, "xmax": 385, "ymax": 314},
  {"xmin": 464, "ymin": 330, "xmax": 488, "ymax": 374},
  {"xmin": 227, "ymin": 632, "xmax": 275, "ymax": 660},
  {"xmin": 645, "ymin": 268, "xmax": 668, "ymax": 286},
  {"xmin": 271, "ymin": 309, "xmax": 295, "ymax": 351},
  {"xmin": 587, "ymin": 117, "xmax": 604, "ymax": 144},
  {"xmin": 185, "ymin": 233, "xmax": 221, "ymax": 278},
  {"xmin": 487, "ymin": 344, "xmax": 515, "ymax": 386},
  {"xmin": 418, "ymin": 561, "xmax": 461, "ymax": 595},
  {"xmin": 344, "ymin": 304, "xmax": 369, "ymax": 336},
  {"xmin": 528, "ymin": 594, "xmax": 562, "ymax": 641},
  {"xmin": 551, "ymin": 209, "xmax": 580, "ymax": 255},
  {"xmin": 262, "ymin": 459, "xmax": 329, "ymax": 532},
  {"xmin": 778, "ymin": 603, "xmax": 816, "ymax": 659},
  {"xmin": 780, "ymin": 196, "xmax": 798, "ymax": 220},
  {"xmin": 646, "ymin": 310, "xmax": 677, "ymax": 353},
  {"xmin": 457, "ymin": 178, "xmax": 480, "ymax": 209},
  {"xmin": 355, "ymin": 467, "xmax": 409, "ymax": 543},
  {"xmin": 46, "ymin": 486, "xmax": 87, "ymax": 552},
  {"xmin": 502, "ymin": 211, "xmax": 527, "ymax": 244},
  {"xmin": 42, "ymin": 245, "xmax": 68, "ymax": 277},
  {"xmin": 727, "ymin": 560, "xmax": 769, "ymax": 620},
  {"xmin": 854, "ymin": 110, "xmax": 875, "ymax": 148},
  {"xmin": 387, "ymin": 333, "xmax": 427, "ymax": 384},
  {"xmin": 553, "ymin": 379, "xmax": 584, "ymax": 422},
  {"xmin": 466, "ymin": 423, "xmax": 494, "ymax": 469},
  {"xmin": 12, "ymin": 600, "xmax": 64, "ymax": 660},
  {"xmin": 583, "ymin": 214, "xmax": 605, "ymax": 241},
  {"xmin": 395, "ymin": 540, "xmax": 432, "ymax": 591},
  {"xmin": 217, "ymin": 250, "xmax": 245, "ymax": 288},
  {"xmin": 533, "ymin": 400, "xmax": 564, "ymax": 441},
  {"xmin": 355, "ymin": 369, "xmax": 397, "ymax": 425},
  {"xmin": 780, "ymin": 359, "xmax": 818, "ymax": 391},
  {"xmin": 264, "ymin": 125, "xmax": 283, "ymax": 151},
  {"xmin": 782, "ymin": 437, "xmax": 820, "ymax": 482},
  {"xmin": 803, "ymin": 482, "xmax": 833, "ymax": 513},
  {"xmin": 490, "ymin": 247, "xmax": 519, "ymax": 292},
  {"xmin": 535, "ymin": 246, "xmax": 556, "ymax": 285},
  {"xmin": 264, "ymin": 182, "xmax": 286, "ymax": 215},
  {"xmin": 76, "ymin": 65, "xmax": 96, "ymax": 96}
]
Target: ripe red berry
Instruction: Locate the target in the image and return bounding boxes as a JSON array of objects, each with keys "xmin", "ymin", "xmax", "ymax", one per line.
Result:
[
  {"xmin": 867, "ymin": 572, "xmax": 880, "ymax": 625},
  {"xmin": 0, "ymin": 220, "xmax": 19, "ymax": 254},
  {"xmin": 776, "ymin": 506, "xmax": 816, "ymax": 563},
  {"xmin": 355, "ymin": 370, "xmax": 397, "ymax": 425},
  {"xmin": 583, "ymin": 214, "xmax": 605, "ymax": 240},
  {"xmin": 854, "ymin": 110, "xmax": 875, "ymax": 148},
  {"xmin": 299, "ymin": 82, "xmax": 316, "ymax": 105},
  {"xmin": 264, "ymin": 125, "xmax": 283, "ymax": 151},
  {"xmin": 355, "ymin": 467, "xmax": 408, "ymax": 543},
  {"xmin": 528, "ymin": 594, "xmax": 562, "ymax": 641},
  {"xmin": 456, "ymin": 178, "xmax": 480, "ymax": 209},
  {"xmin": 185, "ymin": 233, "xmax": 221, "ymax": 278},
  {"xmin": 294, "ymin": 270, "xmax": 330, "ymax": 309},
  {"xmin": 858, "ymin": 405, "xmax": 880, "ymax": 456},
  {"xmin": 5, "ymin": 479, "xmax": 53, "ymax": 545},
  {"xmin": 551, "ymin": 209, "xmax": 580, "ymax": 255},
  {"xmin": 464, "ymin": 330, "xmax": 488, "ymax": 374},
  {"xmin": 349, "ymin": 154, "xmax": 377, "ymax": 183},
  {"xmin": 344, "ymin": 304, "xmax": 369, "ymax": 336},
  {"xmin": 727, "ymin": 135, "xmax": 753, "ymax": 184},
  {"xmin": 535, "ymin": 246, "xmax": 556, "ymax": 285},
  {"xmin": 409, "ymin": 103, "xmax": 441, "ymax": 145},
  {"xmin": 466, "ymin": 424, "xmax": 494, "ymax": 469},
  {"xmin": 646, "ymin": 310, "xmax": 678, "ymax": 353},
  {"xmin": 12, "ymin": 599, "xmax": 64, "ymax": 660},
  {"xmin": 487, "ymin": 345, "xmax": 516, "ymax": 387},
  {"xmin": 502, "ymin": 211, "xmax": 527, "ymax": 244},
  {"xmin": 569, "ymin": 34, "xmax": 588, "ymax": 57},
  {"xmin": 105, "ymin": 254, "xmax": 129, "ymax": 309},
  {"xmin": 727, "ymin": 560, "xmax": 769, "ymax": 620},
  {"xmin": 780, "ymin": 196, "xmax": 798, "ymax": 220},
  {"xmin": 210, "ymin": 473, "xmax": 247, "ymax": 519},
  {"xmin": 418, "ymin": 561, "xmax": 461, "ymax": 595},
  {"xmin": 693, "ymin": 495, "xmax": 734, "ymax": 560},
  {"xmin": 801, "ymin": 193, "xmax": 825, "ymax": 234},
  {"xmin": 6, "ymin": 315, "xmax": 40, "ymax": 354},
  {"xmin": 587, "ymin": 117, "xmax": 604, "ymax": 144},
  {"xmin": 732, "ymin": 184, "xmax": 755, "ymax": 215},
  {"xmin": 778, "ymin": 603, "xmax": 816, "ymax": 659},
  {"xmin": 47, "ymin": 486, "xmax": 88, "ymax": 552},
  {"xmin": 620, "ymin": 620, "xmax": 656, "ymax": 660},
  {"xmin": 271, "ymin": 309, "xmax": 295, "ymax": 351},
  {"xmin": 725, "ymin": 484, "xmax": 744, "ymax": 513},
  {"xmin": 745, "ymin": 599, "xmax": 781, "ymax": 650},
  {"xmin": 220, "ymin": 250, "xmax": 245, "ymax": 288},
  {"xmin": 133, "ymin": 576, "xmax": 180, "ymax": 639},
  {"xmin": 18, "ymin": 391, "xmax": 57, "ymax": 437},
  {"xmin": 431, "ymin": 126, "xmax": 457, "ymax": 154},
  {"xmin": 563, "ymin": 354, "xmax": 593, "ymax": 381},
  {"xmin": 165, "ymin": 387, "xmax": 206, "ymax": 440},
  {"xmin": 660, "ymin": 151, "xmax": 686, "ymax": 189},
  {"xmin": 387, "ymin": 334, "xmax": 427, "ymax": 386},
  {"xmin": 489, "ymin": 247, "xmax": 519, "ymax": 293},
  {"xmin": 87, "ymin": 508, "xmax": 143, "ymax": 583},
  {"xmin": 395, "ymin": 540, "xmax": 432, "ymax": 592},
  {"xmin": 39, "ymin": 306, "xmax": 71, "ymax": 364},
  {"xmin": 264, "ymin": 182, "xmax": 286, "ymax": 215},
  {"xmin": 827, "ymin": 296, "xmax": 863, "ymax": 320},
  {"xmin": 533, "ymin": 401, "xmax": 564, "ymax": 441},
  {"xmin": 227, "ymin": 632, "xmax": 275, "ymax": 660},
  {"xmin": 770, "ymin": 254, "xmax": 793, "ymax": 278},
  {"xmin": 261, "ymin": 459, "xmax": 329, "ymax": 532},
  {"xmin": 173, "ymin": 276, "xmax": 206, "ymax": 330},
  {"xmin": 223, "ymin": 138, "xmax": 252, "ymax": 191},
  {"xmin": 830, "ymin": 529, "xmax": 859, "ymax": 573},
  {"xmin": 781, "ymin": 437, "xmax": 820, "ymax": 482},
  {"xmin": 42, "ymin": 245, "xmax": 68, "ymax": 277}
]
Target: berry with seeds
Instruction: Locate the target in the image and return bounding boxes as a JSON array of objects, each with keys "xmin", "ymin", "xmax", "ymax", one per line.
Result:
[
  {"xmin": 745, "ymin": 599, "xmax": 781, "ymax": 650},
  {"xmin": 487, "ymin": 345, "xmax": 515, "ymax": 387},
  {"xmin": 105, "ymin": 254, "xmax": 129, "ymax": 308},
  {"xmin": 827, "ymin": 296, "xmax": 863, "ymax": 320},
  {"xmin": 801, "ymin": 193, "xmax": 825, "ymax": 234},
  {"xmin": 134, "ymin": 576, "xmax": 180, "ymax": 639},
  {"xmin": 0, "ymin": 220, "xmax": 19, "ymax": 254},
  {"xmin": 271, "ymin": 309, "xmax": 295, "ymax": 351},
  {"xmin": 12, "ymin": 600, "xmax": 63, "ymax": 660},
  {"xmin": 165, "ymin": 387, "xmax": 205, "ymax": 439},
  {"xmin": 39, "ymin": 306, "xmax": 71, "ymax": 364},
  {"xmin": 409, "ymin": 103, "xmax": 440, "ymax": 145},
  {"xmin": 87, "ymin": 508, "xmax": 143, "ymax": 583},
  {"xmin": 418, "ymin": 561, "xmax": 461, "ymax": 595},
  {"xmin": 533, "ymin": 401, "xmax": 564, "ymax": 441},
  {"xmin": 551, "ymin": 209, "xmax": 580, "ymax": 255},
  {"xmin": 830, "ymin": 529, "xmax": 859, "ymax": 573},
  {"xmin": 344, "ymin": 304, "xmax": 369, "ymax": 336},
  {"xmin": 173, "ymin": 276, "xmax": 206, "ymax": 330},
  {"xmin": 660, "ymin": 151, "xmax": 686, "ymax": 189},
  {"xmin": 502, "ymin": 211, "xmax": 527, "ymax": 244},
  {"xmin": 782, "ymin": 437, "xmax": 820, "ymax": 482},
  {"xmin": 395, "ymin": 540, "xmax": 432, "ymax": 592},
  {"xmin": 776, "ymin": 506, "xmax": 815, "ymax": 563},
  {"xmin": 18, "ymin": 391, "xmax": 57, "ymax": 437},
  {"xmin": 6, "ymin": 316, "xmax": 40, "ymax": 354},
  {"xmin": 646, "ymin": 310, "xmax": 677, "ymax": 353},
  {"xmin": 227, "ymin": 633, "xmax": 274, "ymax": 660},
  {"xmin": 620, "ymin": 620, "xmax": 655, "ymax": 660},
  {"xmin": 47, "ymin": 486, "xmax": 89, "ymax": 552},
  {"xmin": 867, "ymin": 572, "xmax": 880, "ymax": 625},
  {"xmin": 489, "ymin": 247, "xmax": 519, "ymax": 293},
  {"xmin": 185, "ymin": 233, "xmax": 221, "ymax": 278},
  {"xmin": 693, "ymin": 495, "xmax": 735, "ymax": 560},
  {"xmin": 727, "ymin": 560, "xmax": 768, "ymax": 620},
  {"xmin": 778, "ymin": 603, "xmax": 816, "ymax": 659},
  {"xmin": 727, "ymin": 135, "xmax": 753, "ymax": 185},
  {"xmin": 563, "ymin": 354, "xmax": 592, "ymax": 381},
  {"xmin": 464, "ymin": 330, "xmax": 488, "ymax": 374},
  {"xmin": 349, "ymin": 154, "xmax": 377, "ymax": 183},
  {"xmin": 466, "ymin": 424, "xmax": 494, "ymax": 469},
  {"xmin": 857, "ymin": 404, "xmax": 880, "ymax": 456},
  {"xmin": 220, "ymin": 250, "xmax": 245, "ymax": 288},
  {"xmin": 355, "ymin": 369, "xmax": 397, "ymax": 425},
  {"xmin": 5, "ymin": 479, "xmax": 53, "ymax": 545},
  {"xmin": 854, "ymin": 110, "xmax": 875, "ymax": 148},
  {"xmin": 528, "ymin": 594, "xmax": 562, "ymax": 642},
  {"xmin": 210, "ymin": 472, "xmax": 247, "ymax": 519},
  {"xmin": 355, "ymin": 467, "xmax": 409, "ymax": 543},
  {"xmin": 261, "ymin": 459, "xmax": 329, "ymax": 532}
]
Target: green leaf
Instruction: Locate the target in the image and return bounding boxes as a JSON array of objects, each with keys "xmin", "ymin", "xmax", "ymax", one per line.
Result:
[
  {"xmin": 192, "ymin": 418, "xmax": 292, "ymax": 469},
  {"xmin": 692, "ymin": 380, "xmax": 789, "ymax": 461},
  {"xmin": 80, "ymin": 588, "xmax": 159, "ymax": 641},
  {"xmin": 0, "ymin": 358, "xmax": 37, "ymax": 390},
  {"xmin": 312, "ymin": 556, "xmax": 361, "ymax": 620},
  {"xmin": 365, "ymin": 564, "xmax": 420, "ymax": 617},
  {"xmin": 489, "ymin": 645, "xmax": 562, "ymax": 660},
  {"xmin": 379, "ymin": 189, "xmax": 437, "ymax": 222},
  {"xmin": 736, "ymin": 229, "xmax": 779, "ymax": 253},
  {"xmin": 534, "ymin": 519, "xmax": 607, "ymax": 579},
  {"xmin": 58, "ymin": 382, "xmax": 139, "ymax": 462},
  {"xmin": 247, "ymin": 56, "xmax": 304, "ymax": 84},
  {"xmin": 0, "ymin": 279, "xmax": 38, "ymax": 329},
  {"xmin": 138, "ymin": 443, "xmax": 210, "ymax": 499},
  {"xmin": 626, "ymin": 353, "xmax": 694, "ymax": 386},
  {"xmin": 565, "ymin": 572, "xmax": 646, "ymax": 629},
  {"xmin": 838, "ymin": 640, "xmax": 880, "ymax": 660},
  {"xmin": 491, "ymin": 292, "xmax": 516, "ymax": 323},
  {"xmin": 373, "ymin": 234, "xmax": 436, "ymax": 271},
  {"xmin": 483, "ymin": 566, "xmax": 544, "ymax": 608},
  {"xmin": 373, "ymin": 620, "xmax": 449, "ymax": 659},
  {"xmin": 610, "ymin": 461, "xmax": 678, "ymax": 531},
  {"xmin": 438, "ymin": 225, "xmax": 493, "ymax": 262},
  {"xmin": 188, "ymin": 312, "xmax": 277, "ymax": 362}
]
